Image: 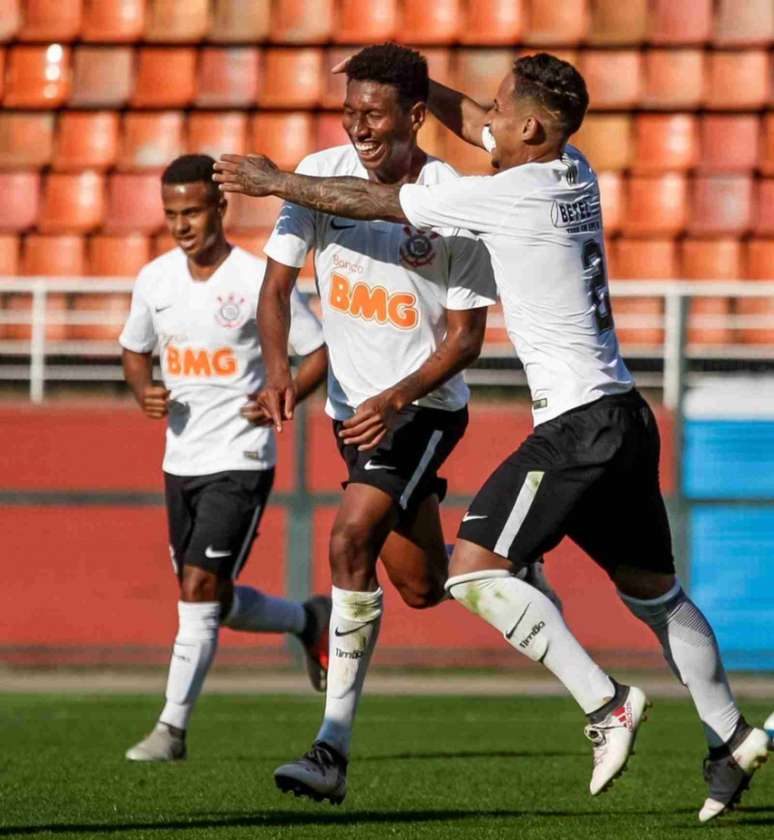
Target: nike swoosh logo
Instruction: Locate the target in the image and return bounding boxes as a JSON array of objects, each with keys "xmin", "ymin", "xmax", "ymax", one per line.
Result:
[
  {"xmin": 505, "ymin": 604, "xmax": 531, "ymax": 640},
  {"xmin": 334, "ymin": 620, "xmax": 376, "ymax": 637},
  {"xmin": 331, "ymin": 219, "xmax": 356, "ymax": 230},
  {"xmin": 462, "ymin": 513, "xmax": 488, "ymax": 522},
  {"xmin": 364, "ymin": 462, "xmax": 396, "ymax": 471},
  {"xmin": 155, "ymin": 305, "xmax": 172, "ymax": 313},
  {"xmin": 204, "ymin": 546, "xmax": 232, "ymax": 558}
]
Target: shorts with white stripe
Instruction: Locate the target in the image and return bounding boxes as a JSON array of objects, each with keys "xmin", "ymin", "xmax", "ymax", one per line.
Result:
[
  {"xmin": 334, "ymin": 405, "xmax": 468, "ymax": 521},
  {"xmin": 164, "ymin": 468, "xmax": 275, "ymax": 579},
  {"xmin": 457, "ymin": 390, "xmax": 674, "ymax": 576}
]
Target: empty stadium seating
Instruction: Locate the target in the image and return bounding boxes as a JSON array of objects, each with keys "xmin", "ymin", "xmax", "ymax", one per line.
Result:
[
  {"xmin": 0, "ymin": 172, "xmax": 40, "ymax": 231},
  {"xmin": 69, "ymin": 46, "xmax": 134, "ymax": 108},
  {"xmin": 144, "ymin": 0, "xmax": 211, "ymax": 43},
  {"xmin": 18, "ymin": 0, "xmax": 82, "ymax": 42},
  {"xmin": 131, "ymin": 47, "xmax": 197, "ymax": 108},
  {"xmin": 641, "ymin": 50, "xmax": 705, "ymax": 109},
  {"xmin": 22, "ymin": 234, "xmax": 86, "ymax": 276},
  {"xmin": 88, "ymin": 234, "xmax": 150, "ymax": 276},
  {"xmin": 622, "ymin": 174, "xmax": 688, "ymax": 237},
  {"xmin": 649, "ymin": 0, "xmax": 712, "ymax": 44},
  {"xmin": 0, "ymin": 1, "xmax": 21, "ymax": 42},
  {"xmin": 271, "ymin": 0, "xmax": 333, "ymax": 44},
  {"xmin": 335, "ymin": 0, "xmax": 395, "ymax": 43},
  {"xmin": 81, "ymin": 0, "xmax": 146, "ymax": 43},
  {"xmin": 38, "ymin": 172, "xmax": 105, "ymax": 234},
  {"xmin": 740, "ymin": 239, "xmax": 774, "ymax": 345},
  {"xmin": 632, "ymin": 114, "xmax": 698, "ymax": 173},
  {"xmin": 188, "ymin": 112, "xmax": 247, "ymax": 159},
  {"xmin": 399, "ymin": 0, "xmax": 461, "ymax": 46},
  {"xmin": 208, "ymin": 0, "xmax": 271, "ymax": 43},
  {"xmin": 0, "ymin": 112, "xmax": 55, "ymax": 170},
  {"xmin": 571, "ymin": 114, "xmax": 632, "ymax": 171},
  {"xmin": 580, "ymin": 50, "xmax": 642, "ymax": 109},
  {"xmin": 259, "ymin": 48, "xmax": 323, "ymax": 108},
  {"xmin": 458, "ymin": 0, "xmax": 524, "ymax": 45},
  {"xmin": 4, "ymin": 45, "xmax": 71, "ymax": 108},
  {"xmin": 588, "ymin": 0, "xmax": 648, "ymax": 46},
  {"xmin": 53, "ymin": 112, "xmax": 119, "ymax": 172},
  {"xmin": 681, "ymin": 238, "xmax": 740, "ymax": 345},
  {"xmin": 525, "ymin": 0, "xmax": 588, "ymax": 45},
  {"xmin": 699, "ymin": 115, "xmax": 759, "ymax": 172},
  {"xmin": 196, "ymin": 47, "xmax": 261, "ymax": 108},
  {"xmin": 252, "ymin": 112, "xmax": 316, "ymax": 170},
  {"xmin": 117, "ymin": 111, "xmax": 185, "ymax": 172}
]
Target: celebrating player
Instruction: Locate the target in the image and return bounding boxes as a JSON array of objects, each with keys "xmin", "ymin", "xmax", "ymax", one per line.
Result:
[
  {"xmin": 213, "ymin": 53, "xmax": 769, "ymax": 820},
  {"xmin": 120, "ymin": 154, "xmax": 330, "ymax": 762}
]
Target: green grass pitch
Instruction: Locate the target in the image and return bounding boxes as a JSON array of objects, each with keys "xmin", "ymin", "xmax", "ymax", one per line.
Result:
[{"xmin": 1, "ymin": 693, "xmax": 772, "ymax": 839}]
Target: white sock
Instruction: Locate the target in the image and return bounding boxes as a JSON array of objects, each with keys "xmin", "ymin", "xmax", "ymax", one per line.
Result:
[
  {"xmin": 619, "ymin": 582, "xmax": 740, "ymax": 746},
  {"xmin": 316, "ymin": 586, "xmax": 383, "ymax": 757},
  {"xmin": 448, "ymin": 571, "xmax": 615, "ymax": 714},
  {"xmin": 222, "ymin": 585, "xmax": 306, "ymax": 635},
  {"xmin": 159, "ymin": 601, "xmax": 220, "ymax": 731}
]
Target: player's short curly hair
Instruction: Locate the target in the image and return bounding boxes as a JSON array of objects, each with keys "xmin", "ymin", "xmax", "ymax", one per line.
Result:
[
  {"xmin": 512, "ymin": 53, "xmax": 589, "ymax": 137},
  {"xmin": 346, "ymin": 42, "xmax": 429, "ymax": 109},
  {"xmin": 161, "ymin": 154, "xmax": 220, "ymax": 200}
]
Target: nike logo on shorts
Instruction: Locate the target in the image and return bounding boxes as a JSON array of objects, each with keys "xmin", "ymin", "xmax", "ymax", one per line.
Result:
[
  {"xmin": 462, "ymin": 513, "xmax": 488, "ymax": 522},
  {"xmin": 205, "ymin": 546, "xmax": 232, "ymax": 558},
  {"xmin": 364, "ymin": 461, "xmax": 395, "ymax": 471}
]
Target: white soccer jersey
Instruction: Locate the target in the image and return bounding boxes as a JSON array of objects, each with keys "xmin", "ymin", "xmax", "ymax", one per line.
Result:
[
  {"xmin": 119, "ymin": 246, "xmax": 324, "ymax": 476},
  {"xmin": 399, "ymin": 144, "xmax": 634, "ymax": 424},
  {"xmin": 263, "ymin": 144, "xmax": 497, "ymax": 420}
]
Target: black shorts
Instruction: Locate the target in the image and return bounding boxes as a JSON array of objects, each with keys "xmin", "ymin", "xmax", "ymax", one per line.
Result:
[
  {"xmin": 457, "ymin": 390, "xmax": 674, "ymax": 577},
  {"xmin": 164, "ymin": 468, "xmax": 275, "ymax": 579},
  {"xmin": 334, "ymin": 405, "xmax": 468, "ymax": 519}
]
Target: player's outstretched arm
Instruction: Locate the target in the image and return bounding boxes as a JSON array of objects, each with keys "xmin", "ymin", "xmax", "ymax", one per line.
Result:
[
  {"xmin": 122, "ymin": 348, "xmax": 169, "ymax": 419},
  {"xmin": 214, "ymin": 155, "xmax": 407, "ymax": 224},
  {"xmin": 428, "ymin": 79, "xmax": 490, "ymax": 150},
  {"xmin": 340, "ymin": 307, "xmax": 488, "ymax": 451}
]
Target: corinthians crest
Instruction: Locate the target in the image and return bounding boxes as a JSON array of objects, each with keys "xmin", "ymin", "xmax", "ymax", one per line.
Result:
[
  {"xmin": 400, "ymin": 226, "xmax": 439, "ymax": 268},
  {"xmin": 214, "ymin": 293, "xmax": 248, "ymax": 328}
]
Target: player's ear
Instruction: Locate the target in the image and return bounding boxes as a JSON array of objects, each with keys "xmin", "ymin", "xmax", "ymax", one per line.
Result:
[
  {"xmin": 217, "ymin": 195, "xmax": 228, "ymax": 217},
  {"xmin": 522, "ymin": 115, "xmax": 546, "ymax": 145},
  {"xmin": 409, "ymin": 100, "xmax": 427, "ymax": 134}
]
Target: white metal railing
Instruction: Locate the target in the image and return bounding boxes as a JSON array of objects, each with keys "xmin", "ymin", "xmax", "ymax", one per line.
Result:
[{"xmin": 2, "ymin": 278, "xmax": 774, "ymax": 406}]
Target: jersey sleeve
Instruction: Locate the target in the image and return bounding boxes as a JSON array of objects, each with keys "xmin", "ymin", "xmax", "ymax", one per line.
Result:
[
  {"xmin": 288, "ymin": 287, "xmax": 325, "ymax": 357},
  {"xmin": 263, "ymin": 155, "xmax": 319, "ymax": 269},
  {"xmin": 118, "ymin": 271, "xmax": 157, "ymax": 353},
  {"xmin": 444, "ymin": 233, "xmax": 498, "ymax": 310}
]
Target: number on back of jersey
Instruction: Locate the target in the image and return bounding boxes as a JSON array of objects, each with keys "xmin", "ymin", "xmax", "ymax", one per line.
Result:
[{"xmin": 582, "ymin": 239, "xmax": 614, "ymax": 333}]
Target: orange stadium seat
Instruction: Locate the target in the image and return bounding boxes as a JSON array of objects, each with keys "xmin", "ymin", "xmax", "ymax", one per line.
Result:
[
  {"xmin": 144, "ymin": 0, "xmax": 211, "ymax": 43},
  {"xmin": 705, "ymin": 51, "xmax": 771, "ymax": 110},
  {"xmin": 252, "ymin": 112, "xmax": 316, "ymax": 170},
  {"xmin": 132, "ymin": 48, "xmax": 196, "ymax": 108},
  {"xmin": 0, "ymin": 48, "xmax": 5, "ymax": 100},
  {"xmin": 632, "ymin": 114, "xmax": 698, "ymax": 173},
  {"xmin": 152, "ymin": 231, "xmax": 175, "ymax": 255},
  {"xmin": 196, "ymin": 47, "xmax": 261, "ymax": 108},
  {"xmin": 70, "ymin": 46, "xmax": 134, "ymax": 107},
  {"xmin": 118, "ymin": 111, "xmax": 185, "ymax": 172},
  {"xmin": 3, "ymin": 291, "xmax": 68, "ymax": 340},
  {"xmin": 753, "ymin": 179, "xmax": 774, "ymax": 236},
  {"xmin": 580, "ymin": 50, "xmax": 642, "ymax": 109},
  {"xmin": 453, "ymin": 49, "xmax": 512, "ymax": 103},
  {"xmin": 69, "ymin": 294, "xmax": 130, "ymax": 341},
  {"xmin": 81, "ymin": 0, "xmax": 145, "ymax": 42},
  {"xmin": 38, "ymin": 172, "xmax": 105, "ymax": 234},
  {"xmin": 681, "ymin": 238, "xmax": 740, "ymax": 345},
  {"xmin": 740, "ymin": 239, "xmax": 774, "ymax": 344},
  {"xmin": 641, "ymin": 49, "xmax": 705, "ymax": 109},
  {"xmin": 460, "ymin": 0, "xmax": 524, "ymax": 45},
  {"xmin": 597, "ymin": 171, "xmax": 622, "ymax": 232},
  {"xmin": 761, "ymin": 114, "xmax": 774, "ymax": 176},
  {"xmin": 258, "ymin": 49, "xmax": 323, "ymax": 108},
  {"xmin": 225, "ymin": 193, "xmax": 284, "ymax": 231},
  {"xmin": 104, "ymin": 174, "xmax": 165, "ymax": 234},
  {"xmin": 88, "ymin": 234, "xmax": 150, "ymax": 276},
  {"xmin": 714, "ymin": 0, "xmax": 774, "ymax": 47},
  {"xmin": 689, "ymin": 175, "xmax": 753, "ymax": 236},
  {"xmin": 4, "ymin": 45, "xmax": 71, "ymax": 108},
  {"xmin": 649, "ymin": 0, "xmax": 712, "ymax": 45},
  {"xmin": 443, "ymin": 131, "xmax": 492, "ymax": 175},
  {"xmin": 524, "ymin": 0, "xmax": 588, "ymax": 45},
  {"xmin": 270, "ymin": 0, "xmax": 333, "ymax": 44},
  {"xmin": 53, "ymin": 112, "xmax": 119, "ymax": 172},
  {"xmin": 699, "ymin": 115, "xmax": 759, "ymax": 172},
  {"xmin": 22, "ymin": 233, "xmax": 86, "ymax": 276},
  {"xmin": 399, "ymin": 0, "xmax": 461, "ymax": 45},
  {"xmin": 0, "ymin": 234, "xmax": 19, "ymax": 274},
  {"xmin": 417, "ymin": 114, "xmax": 446, "ymax": 159},
  {"xmin": 588, "ymin": 0, "xmax": 648, "ymax": 46},
  {"xmin": 571, "ymin": 114, "xmax": 632, "ymax": 172},
  {"xmin": 316, "ymin": 113, "xmax": 349, "ymax": 151},
  {"xmin": 0, "ymin": 113, "xmax": 54, "ymax": 170},
  {"xmin": 424, "ymin": 48, "xmax": 455, "ymax": 88},
  {"xmin": 188, "ymin": 112, "xmax": 247, "ymax": 159},
  {"xmin": 622, "ymin": 174, "xmax": 688, "ymax": 236},
  {"xmin": 0, "ymin": 1, "xmax": 21, "ymax": 41},
  {"xmin": 17, "ymin": 0, "xmax": 82, "ymax": 42},
  {"xmin": 0, "ymin": 172, "xmax": 40, "ymax": 231},
  {"xmin": 334, "ymin": 0, "xmax": 396, "ymax": 44},
  {"xmin": 208, "ymin": 0, "xmax": 271, "ymax": 43},
  {"xmin": 321, "ymin": 47, "xmax": 351, "ymax": 109}
]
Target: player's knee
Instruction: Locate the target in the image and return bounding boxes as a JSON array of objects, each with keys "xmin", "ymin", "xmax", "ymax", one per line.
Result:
[
  {"xmin": 180, "ymin": 566, "xmax": 220, "ymax": 603},
  {"xmin": 614, "ymin": 566, "xmax": 675, "ymax": 601},
  {"xmin": 397, "ymin": 577, "xmax": 446, "ymax": 610},
  {"xmin": 330, "ymin": 518, "xmax": 376, "ymax": 569}
]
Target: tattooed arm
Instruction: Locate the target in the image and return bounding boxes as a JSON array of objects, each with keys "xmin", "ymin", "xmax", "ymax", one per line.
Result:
[{"xmin": 213, "ymin": 154, "xmax": 408, "ymax": 223}]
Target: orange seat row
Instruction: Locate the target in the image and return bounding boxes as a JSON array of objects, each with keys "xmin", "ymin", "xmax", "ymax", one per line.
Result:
[
  {"xmin": 2, "ymin": 1, "xmax": 773, "ymax": 47},
  {"xmin": 2, "ymin": 44, "xmax": 773, "ymax": 109}
]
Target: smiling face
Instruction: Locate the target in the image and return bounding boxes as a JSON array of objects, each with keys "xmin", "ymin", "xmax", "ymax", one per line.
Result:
[
  {"xmin": 161, "ymin": 181, "xmax": 226, "ymax": 260},
  {"xmin": 342, "ymin": 79, "xmax": 425, "ymax": 182},
  {"xmin": 483, "ymin": 73, "xmax": 537, "ymax": 170}
]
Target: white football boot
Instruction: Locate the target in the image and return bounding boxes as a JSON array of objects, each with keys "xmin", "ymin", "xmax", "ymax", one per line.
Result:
[
  {"xmin": 585, "ymin": 685, "xmax": 649, "ymax": 795},
  {"xmin": 699, "ymin": 724, "xmax": 769, "ymax": 822},
  {"xmin": 274, "ymin": 741, "xmax": 348, "ymax": 804},
  {"xmin": 125, "ymin": 723, "xmax": 186, "ymax": 762}
]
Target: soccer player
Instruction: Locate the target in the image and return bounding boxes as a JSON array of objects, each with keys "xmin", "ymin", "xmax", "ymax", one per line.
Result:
[
  {"xmin": 120, "ymin": 154, "xmax": 330, "ymax": 762},
  {"xmin": 213, "ymin": 54, "xmax": 769, "ymax": 820}
]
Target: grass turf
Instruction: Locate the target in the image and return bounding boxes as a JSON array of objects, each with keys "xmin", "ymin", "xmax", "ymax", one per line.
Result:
[{"xmin": 1, "ymin": 693, "xmax": 772, "ymax": 839}]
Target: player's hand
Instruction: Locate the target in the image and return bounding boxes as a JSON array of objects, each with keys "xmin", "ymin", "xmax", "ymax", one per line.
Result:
[
  {"xmin": 240, "ymin": 394, "xmax": 274, "ymax": 427},
  {"xmin": 142, "ymin": 384, "xmax": 170, "ymax": 419},
  {"xmin": 257, "ymin": 374, "xmax": 298, "ymax": 432},
  {"xmin": 213, "ymin": 154, "xmax": 280, "ymax": 197},
  {"xmin": 340, "ymin": 390, "xmax": 402, "ymax": 451}
]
